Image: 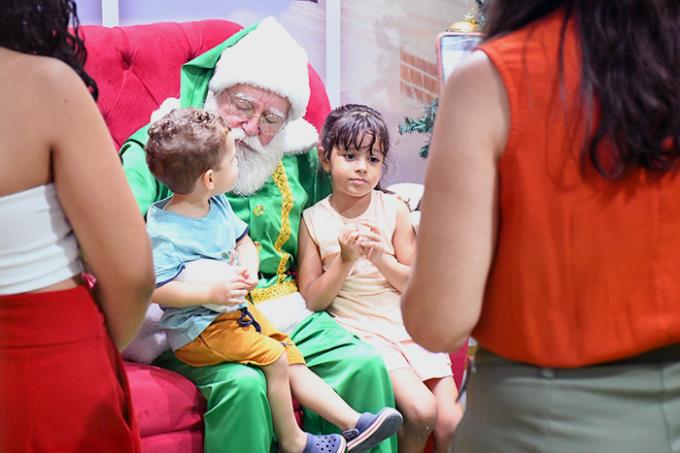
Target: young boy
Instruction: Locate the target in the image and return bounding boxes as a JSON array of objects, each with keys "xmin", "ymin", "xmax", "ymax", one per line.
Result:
[{"xmin": 144, "ymin": 108, "xmax": 402, "ymax": 453}]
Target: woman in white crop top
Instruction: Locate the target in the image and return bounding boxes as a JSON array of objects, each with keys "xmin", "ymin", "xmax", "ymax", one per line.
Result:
[{"xmin": 0, "ymin": 1, "xmax": 154, "ymax": 451}]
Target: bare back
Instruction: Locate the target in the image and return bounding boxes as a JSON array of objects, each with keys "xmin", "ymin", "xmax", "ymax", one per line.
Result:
[
  {"xmin": 0, "ymin": 49, "xmax": 57, "ymax": 194},
  {"xmin": 0, "ymin": 47, "xmax": 154, "ymax": 348}
]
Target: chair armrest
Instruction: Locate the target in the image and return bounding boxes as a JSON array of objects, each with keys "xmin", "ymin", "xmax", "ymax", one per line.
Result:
[{"xmin": 385, "ymin": 183, "xmax": 424, "ymax": 232}]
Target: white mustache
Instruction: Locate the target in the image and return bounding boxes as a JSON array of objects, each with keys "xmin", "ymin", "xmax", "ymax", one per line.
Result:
[
  {"xmin": 230, "ymin": 127, "xmax": 246, "ymax": 141},
  {"xmin": 229, "ymin": 126, "xmax": 285, "ymax": 196},
  {"xmin": 229, "ymin": 128, "xmax": 265, "ymax": 154}
]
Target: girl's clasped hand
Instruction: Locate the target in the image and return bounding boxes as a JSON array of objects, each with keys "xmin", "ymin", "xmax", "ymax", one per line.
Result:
[{"xmin": 339, "ymin": 221, "xmax": 387, "ymax": 265}]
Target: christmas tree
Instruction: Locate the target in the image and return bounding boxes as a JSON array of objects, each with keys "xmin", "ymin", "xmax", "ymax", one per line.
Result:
[
  {"xmin": 398, "ymin": 99, "xmax": 439, "ymax": 158},
  {"xmin": 398, "ymin": 0, "xmax": 485, "ymax": 158}
]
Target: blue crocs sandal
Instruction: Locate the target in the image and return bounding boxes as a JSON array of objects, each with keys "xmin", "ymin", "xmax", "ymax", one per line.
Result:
[
  {"xmin": 303, "ymin": 433, "xmax": 347, "ymax": 453},
  {"xmin": 342, "ymin": 408, "xmax": 403, "ymax": 452}
]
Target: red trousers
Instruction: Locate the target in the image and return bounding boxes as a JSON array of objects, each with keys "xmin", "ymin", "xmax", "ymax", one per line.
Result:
[{"xmin": 0, "ymin": 285, "xmax": 141, "ymax": 452}]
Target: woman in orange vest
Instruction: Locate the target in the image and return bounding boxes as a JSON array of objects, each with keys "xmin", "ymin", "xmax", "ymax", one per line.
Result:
[{"xmin": 403, "ymin": 1, "xmax": 680, "ymax": 451}]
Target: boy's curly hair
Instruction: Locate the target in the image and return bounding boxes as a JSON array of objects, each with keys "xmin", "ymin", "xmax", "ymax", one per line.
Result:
[{"xmin": 146, "ymin": 108, "xmax": 231, "ymax": 194}]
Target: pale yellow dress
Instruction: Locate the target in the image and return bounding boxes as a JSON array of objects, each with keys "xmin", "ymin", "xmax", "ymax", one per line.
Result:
[{"xmin": 303, "ymin": 190, "xmax": 451, "ymax": 380}]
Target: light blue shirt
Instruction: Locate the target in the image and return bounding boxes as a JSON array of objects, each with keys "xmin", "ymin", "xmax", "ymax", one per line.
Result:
[{"xmin": 146, "ymin": 194, "xmax": 249, "ymax": 351}]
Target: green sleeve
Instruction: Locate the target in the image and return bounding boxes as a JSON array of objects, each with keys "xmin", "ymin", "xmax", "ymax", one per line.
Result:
[
  {"xmin": 119, "ymin": 126, "xmax": 170, "ymax": 217},
  {"xmin": 297, "ymin": 146, "xmax": 331, "ymax": 209}
]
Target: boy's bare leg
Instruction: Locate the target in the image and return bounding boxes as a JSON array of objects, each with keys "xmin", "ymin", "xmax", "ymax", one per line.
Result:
[
  {"xmin": 289, "ymin": 363, "xmax": 361, "ymax": 430},
  {"xmin": 262, "ymin": 355, "xmax": 308, "ymax": 453}
]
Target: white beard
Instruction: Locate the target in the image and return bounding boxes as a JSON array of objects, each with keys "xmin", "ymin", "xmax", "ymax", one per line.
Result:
[
  {"xmin": 230, "ymin": 128, "xmax": 285, "ymax": 196},
  {"xmin": 205, "ymin": 90, "xmax": 317, "ymax": 195}
]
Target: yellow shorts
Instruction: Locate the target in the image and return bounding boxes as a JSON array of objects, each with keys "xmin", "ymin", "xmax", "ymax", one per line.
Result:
[{"xmin": 175, "ymin": 304, "xmax": 305, "ymax": 368}]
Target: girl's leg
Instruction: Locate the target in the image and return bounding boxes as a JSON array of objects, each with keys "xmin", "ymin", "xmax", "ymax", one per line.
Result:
[
  {"xmin": 289, "ymin": 363, "xmax": 360, "ymax": 430},
  {"xmin": 425, "ymin": 377, "xmax": 463, "ymax": 453},
  {"xmin": 261, "ymin": 354, "xmax": 308, "ymax": 453},
  {"xmin": 390, "ymin": 368, "xmax": 437, "ymax": 453}
]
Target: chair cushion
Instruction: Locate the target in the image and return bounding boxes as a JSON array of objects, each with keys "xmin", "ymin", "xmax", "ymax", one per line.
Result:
[
  {"xmin": 140, "ymin": 430, "xmax": 204, "ymax": 453},
  {"xmin": 124, "ymin": 362, "xmax": 205, "ymax": 438},
  {"xmin": 122, "ymin": 304, "xmax": 169, "ymax": 364},
  {"xmin": 450, "ymin": 343, "xmax": 468, "ymax": 391}
]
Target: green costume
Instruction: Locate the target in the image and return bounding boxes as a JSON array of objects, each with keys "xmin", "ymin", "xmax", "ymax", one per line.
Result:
[{"xmin": 120, "ymin": 24, "xmax": 397, "ymax": 453}]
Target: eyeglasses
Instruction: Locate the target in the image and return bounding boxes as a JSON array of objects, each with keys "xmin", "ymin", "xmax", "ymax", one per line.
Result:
[{"xmin": 224, "ymin": 94, "xmax": 287, "ymax": 136}]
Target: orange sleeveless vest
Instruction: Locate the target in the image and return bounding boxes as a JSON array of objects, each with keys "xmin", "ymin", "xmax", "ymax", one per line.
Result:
[{"xmin": 474, "ymin": 11, "xmax": 680, "ymax": 367}]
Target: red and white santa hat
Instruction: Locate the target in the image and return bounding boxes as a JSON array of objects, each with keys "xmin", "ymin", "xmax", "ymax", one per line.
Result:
[{"xmin": 206, "ymin": 17, "xmax": 318, "ymax": 153}]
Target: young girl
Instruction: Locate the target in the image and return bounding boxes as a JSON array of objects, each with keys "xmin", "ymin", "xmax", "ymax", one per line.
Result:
[{"xmin": 298, "ymin": 104, "xmax": 463, "ymax": 453}]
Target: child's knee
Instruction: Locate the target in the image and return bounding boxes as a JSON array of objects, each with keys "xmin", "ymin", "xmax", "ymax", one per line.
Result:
[
  {"xmin": 433, "ymin": 402, "xmax": 463, "ymax": 442},
  {"xmin": 401, "ymin": 395, "xmax": 438, "ymax": 437},
  {"xmin": 263, "ymin": 352, "xmax": 289, "ymax": 376},
  {"xmin": 273, "ymin": 352, "xmax": 289, "ymax": 367}
]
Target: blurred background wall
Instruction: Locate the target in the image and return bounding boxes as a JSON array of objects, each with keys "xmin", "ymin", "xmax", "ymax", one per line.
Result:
[{"xmin": 77, "ymin": 0, "xmax": 473, "ymax": 184}]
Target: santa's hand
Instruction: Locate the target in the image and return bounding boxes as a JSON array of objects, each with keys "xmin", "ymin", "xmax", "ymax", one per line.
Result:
[{"xmin": 339, "ymin": 226, "xmax": 362, "ymax": 263}]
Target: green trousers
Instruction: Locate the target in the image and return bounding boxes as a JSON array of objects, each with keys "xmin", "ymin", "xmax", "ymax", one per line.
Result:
[{"xmin": 155, "ymin": 311, "xmax": 397, "ymax": 453}]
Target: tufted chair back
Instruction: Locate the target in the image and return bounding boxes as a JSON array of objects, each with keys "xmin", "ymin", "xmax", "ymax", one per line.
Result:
[{"xmin": 81, "ymin": 20, "xmax": 331, "ymax": 149}]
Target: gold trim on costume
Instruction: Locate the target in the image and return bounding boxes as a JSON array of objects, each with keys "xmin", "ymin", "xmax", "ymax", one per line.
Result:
[
  {"xmin": 271, "ymin": 162, "xmax": 294, "ymax": 283},
  {"xmin": 250, "ymin": 280, "xmax": 299, "ymax": 304}
]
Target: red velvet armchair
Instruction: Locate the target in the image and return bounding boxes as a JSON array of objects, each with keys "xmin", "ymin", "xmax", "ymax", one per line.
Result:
[{"xmin": 82, "ymin": 19, "xmax": 467, "ymax": 452}]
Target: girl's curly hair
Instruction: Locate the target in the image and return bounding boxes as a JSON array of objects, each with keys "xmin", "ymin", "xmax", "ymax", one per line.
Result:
[{"xmin": 0, "ymin": 0, "xmax": 98, "ymax": 100}]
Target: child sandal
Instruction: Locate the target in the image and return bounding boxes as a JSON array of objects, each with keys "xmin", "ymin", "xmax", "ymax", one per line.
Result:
[
  {"xmin": 303, "ymin": 433, "xmax": 347, "ymax": 453},
  {"xmin": 342, "ymin": 408, "xmax": 403, "ymax": 452}
]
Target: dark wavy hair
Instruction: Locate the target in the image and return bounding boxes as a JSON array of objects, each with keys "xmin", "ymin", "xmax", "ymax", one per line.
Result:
[
  {"xmin": 482, "ymin": 0, "xmax": 680, "ymax": 179},
  {"xmin": 0, "ymin": 0, "xmax": 98, "ymax": 100},
  {"xmin": 320, "ymin": 104, "xmax": 390, "ymax": 164}
]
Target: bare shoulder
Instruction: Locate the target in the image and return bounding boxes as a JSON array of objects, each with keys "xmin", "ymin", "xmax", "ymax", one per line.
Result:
[
  {"xmin": 445, "ymin": 50, "xmax": 502, "ymax": 94},
  {"xmin": 1, "ymin": 50, "xmax": 94, "ymax": 118},
  {"xmin": 436, "ymin": 49, "xmax": 509, "ymax": 158},
  {"xmin": 3, "ymin": 50, "xmax": 82, "ymax": 90},
  {"xmin": 302, "ymin": 199, "xmax": 321, "ymax": 220},
  {"xmin": 0, "ymin": 50, "xmax": 94, "ymax": 127},
  {"xmin": 33, "ymin": 56, "xmax": 92, "ymax": 103}
]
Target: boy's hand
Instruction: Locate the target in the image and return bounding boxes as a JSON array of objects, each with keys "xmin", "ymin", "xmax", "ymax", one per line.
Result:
[
  {"xmin": 235, "ymin": 266, "xmax": 259, "ymax": 291},
  {"xmin": 209, "ymin": 276, "xmax": 249, "ymax": 306},
  {"xmin": 338, "ymin": 226, "xmax": 362, "ymax": 263},
  {"xmin": 359, "ymin": 221, "xmax": 387, "ymax": 264}
]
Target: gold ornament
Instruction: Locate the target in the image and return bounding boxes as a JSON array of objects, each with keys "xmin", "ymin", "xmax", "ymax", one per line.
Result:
[
  {"xmin": 448, "ymin": 9, "xmax": 480, "ymax": 33},
  {"xmin": 253, "ymin": 204, "xmax": 265, "ymax": 216}
]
